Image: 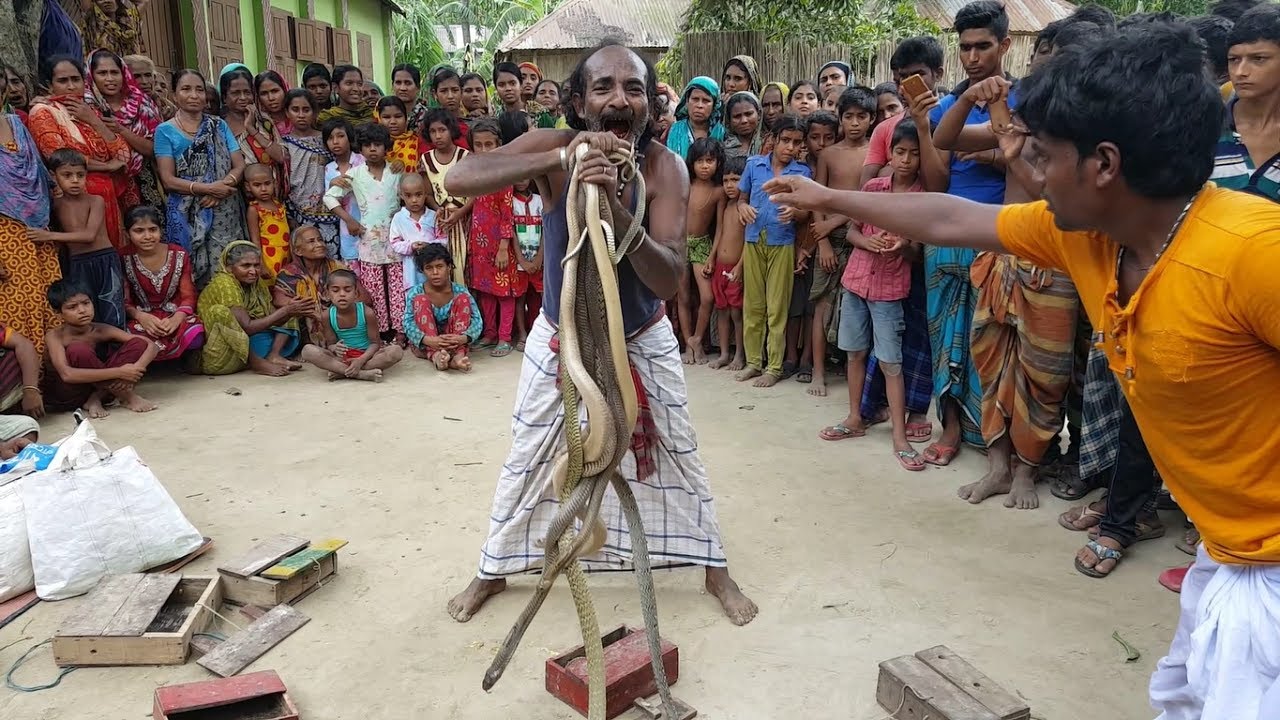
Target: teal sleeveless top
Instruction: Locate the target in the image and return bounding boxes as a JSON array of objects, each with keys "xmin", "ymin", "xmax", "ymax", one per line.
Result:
[{"xmin": 329, "ymin": 303, "xmax": 370, "ymax": 350}]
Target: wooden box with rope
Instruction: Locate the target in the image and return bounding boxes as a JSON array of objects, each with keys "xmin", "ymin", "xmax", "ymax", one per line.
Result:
[
  {"xmin": 52, "ymin": 574, "xmax": 222, "ymax": 667},
  {"xmin": 217, "ymin": 539, "xmax": 347, "ymax": 608},
  {"xmin": 876, "ymin": 645, "xmax": 1030, "ymax": 720}
]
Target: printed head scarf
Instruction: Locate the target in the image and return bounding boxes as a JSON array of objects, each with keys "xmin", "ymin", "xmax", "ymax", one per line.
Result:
[
  {"xmin": 518, "ymin": 62, "xmax": 541, "ymax": 81},
  {"xmin": 85, "ymin": 48, "xmax": 160, "ymax": 175},
  {"xmin": 722, "ymin": 55, "xmax": 761, "ymax": 96},
  {"xmin": 761, "ymin": 81, "xmax": 790, "ymax": 108},
  {"xmin": 818, "ymin": 61, "xmax": 854, "ymax": 88}
]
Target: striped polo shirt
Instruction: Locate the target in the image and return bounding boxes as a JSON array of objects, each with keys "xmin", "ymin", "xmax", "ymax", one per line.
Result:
[{"xmin": 1211, "ymin": 98, "xmax": 1280, "ymax": 202}]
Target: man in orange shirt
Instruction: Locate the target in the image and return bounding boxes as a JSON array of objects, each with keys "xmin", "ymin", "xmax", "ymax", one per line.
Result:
[{"xmin": 766, "ymin": 21, "xmax": 1280, "ymax": 720}]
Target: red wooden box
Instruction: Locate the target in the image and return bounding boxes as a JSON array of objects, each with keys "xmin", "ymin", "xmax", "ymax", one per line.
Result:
[
  {"xmin": 545, "ymin": 625, "xmax": 679, "ymax": 720},
  {"xmin": 153, "ymin": 670, "xmax": 299, "ymax": 720}
]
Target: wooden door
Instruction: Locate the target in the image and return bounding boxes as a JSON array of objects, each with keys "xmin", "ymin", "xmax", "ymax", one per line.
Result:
[
  {"xmin": 356, "ymin": 32, "xmax": 373, "ymax": 78},
  {"xmin": 269, "ymin": 9, "xmax": 297, "ymax": 81},
  {"xmin": 138, "ymin": 0, "xmax": 181, "ymax": 78},
  {"xmin": 330, "ymin": 27, "xmax": 353, "ymax": 66},
  {"xmin": 208, "ymin": 0, "xmax": 244, "ymax": 73}
]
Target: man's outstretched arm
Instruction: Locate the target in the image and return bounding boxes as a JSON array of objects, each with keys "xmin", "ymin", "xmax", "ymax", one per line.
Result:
[
  {"xmin": 444, "ymin": 129, "xmax": 572, "ymax": 197},
  {"xmin": 764, "ymin": 176, "xmax": 1006, "ymax": 254}
]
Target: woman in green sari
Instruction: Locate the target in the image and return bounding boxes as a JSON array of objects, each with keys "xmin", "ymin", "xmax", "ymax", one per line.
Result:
[{"xmin": 195, "ymin": 241, "xmax": 311, "ymax": 376}]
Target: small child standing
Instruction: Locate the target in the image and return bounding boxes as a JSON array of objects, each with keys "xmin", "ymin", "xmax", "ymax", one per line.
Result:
[
  {"xmin": 808, "ymin": 87, "xmax": 876, "ymax": 396},
  {"xmin": 819, "ymin": 119, "xmax": 927, "ymax": 472},
  {"xmin": 788, "ymin": 110, "xmax": 839, "ymax": 383},
  {"xmin": 465, "ymin": 118, "xmax": 523, "ymax": 357},
  {"xmin": 736, "ymin": 114, "xmax": 811, "ymax": 388},
  {"xmin": 708, "ymin": 154, "xmax": 747, "ymax": 371},
  {"xmin": 246, "ymin": 164, "xmax": 291, "ymax": 278},
  {"xmin": 44, "ymin": 280, "xmax": 159, "ymax": 418},
  {"xmin": 324, "ymin": 123, "xmax": 404, "ymax": 340},
  {"xmin": 681, "ymin": 137, "xmax": 724, "ymax": 365},
  {"xmin": 389, "ymin": 173, "xmax": 440, "ymax": 290},
  {"xmin": 403, "ymin": 244, "xmax": 481, "ymax": 372},
  {"xmin": 512, "ymin": 178, "xmax": 543, "ymax": 351},
  {"xmin": 300, "ymin": 269, "xmax": 404, "ymax": 382},
  {"xmin": 29, "ymin": 149, "xmax": 126, "ymax": 329},
  {"xmin": 323, "ymin": 119, "xmax": 365, "ymax": 265},
  {"xmin": 421, "ymin": 108, "xmax": 472, "ymax": 285}
]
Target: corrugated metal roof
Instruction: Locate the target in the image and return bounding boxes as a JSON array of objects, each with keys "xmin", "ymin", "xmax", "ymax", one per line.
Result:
[
  {"xmin": 500, "ymin": 0, "xmax": 692, "ymax": 51},
  {"xmin": 915, "ymin": 0, "xmax": 1075, "ymax": 33}
]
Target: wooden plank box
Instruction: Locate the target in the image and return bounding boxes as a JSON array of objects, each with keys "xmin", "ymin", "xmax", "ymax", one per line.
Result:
[
  {"xmin": 153, "ymin": 670, "xmax": 299, "ymax": 720},
  {"xmin": 546, "ymin": 625, "xmax": 679, "ymax": 720},
  {"xmin": 877, "ymin": 646, "xmax": 1030, "ymax": 720},
  {"xmin": 219, "ymin": 554, "xmax": 337, "ymax": 607},
  {"xmin": 54, "ymin": 575, "xmax": 222, "ymax": 667}
]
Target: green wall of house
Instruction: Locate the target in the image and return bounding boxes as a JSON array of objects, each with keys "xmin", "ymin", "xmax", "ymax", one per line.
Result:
[{"xmin": 174, "ymin": 0, "xmax": 393, "ymax": 82}]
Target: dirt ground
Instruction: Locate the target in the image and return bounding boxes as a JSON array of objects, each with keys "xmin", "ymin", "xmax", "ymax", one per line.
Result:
[{"xmin": 0, "ymin": 354, "xmax": 1184, "ymax": 719}]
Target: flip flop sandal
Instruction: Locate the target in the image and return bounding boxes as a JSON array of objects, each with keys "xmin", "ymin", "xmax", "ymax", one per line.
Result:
[
  {"xmin": 906, "ymin": 421, "xmax": 933, "ymax": 442},
  {"xmin": 1159, "ymin": 563, "xmax": 1192, "ymax": 594},
  {"xmin": 922, "ymin": 443, "xmax": 958, "ymax": 466},
  {"xmin": 895, "ymin": 449, "xmax": 925, "ymax": 472},
  {"xmin": 1075, "ymin": 539, "xmax": 1123, "ymax": 579},
  {"xmin": 795, "ymin": 365, "xmax": 813, "ymax": 383},
  {"xmin": 474, "ymin": 337, "xmax": 498, "ymax": 350},
  {"xmin": 514, "ymin": 341, "xmax": 526, "ymax": 353},
  {"xmin": 1049, "ymin": 465, "xmax": 1103, "ymax": 501},
  {"xmin": 780, "ymin": 361, "xmax": 798, "ymax": 380},
  {"xmin": 819, "ymin": 423, "xmax": 865, "ymax": 441},
  {"xmin": 1175, "ymin": 525, "xmax": 1200, "ymax": 556},
  {"xmin": 1089, "ymin": 518, "xmax": 1165, "ymax": 542},
  {"xmin": 1058, "ymin": 501, "xmax": 1106, "ymax": 531},
  {"xmin": 491, "ymin": 342, "xmax": 513, "ymax": 358}
]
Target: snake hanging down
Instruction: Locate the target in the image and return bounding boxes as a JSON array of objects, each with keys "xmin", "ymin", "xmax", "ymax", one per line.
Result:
[{"xmin": 481, "ymin": 142, "xmax": 680, "ymax": 720}]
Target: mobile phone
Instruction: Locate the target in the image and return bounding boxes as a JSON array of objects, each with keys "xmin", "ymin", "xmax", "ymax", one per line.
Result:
[
  {"xmin": 989, "ymin": 98, "xmax": 1012, "ymax": 134},
  {"xmin": 899, "ymin": 74, "xmax": 929, "ymax": 101}
]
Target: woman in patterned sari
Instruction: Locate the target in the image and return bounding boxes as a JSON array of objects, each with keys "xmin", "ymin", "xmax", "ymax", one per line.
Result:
[
  {"xmin": 281, "ymin": 89, "xmax": 340, "ymax": 257},
  {"xmin": 220, "ymin": 65, "xmax": 287, "ymax": 198},
  {"xmin": 0, "ymin": 76, "xmax": 60, "ymax": 359},
  {"xmin": 196, "ymin": 241, "xmax": 306, "ymax": 376},
  {"xmin": 81, "ymin": 0, "xmax": 144, "ymax": 58},
  {"xmin": 121, "ymin": 206, "xmax": 204, "ymax": 361},
  {"xmin": 28, "ymin": 55, "xmax": 131, "ymax": 251},
  {"xmin": 154, "ymin": 68, "xmax": 247, "ymax": 287},
  {"xmin": 87, "ymin": 49, "xmax": 163, "ymax": 212}
]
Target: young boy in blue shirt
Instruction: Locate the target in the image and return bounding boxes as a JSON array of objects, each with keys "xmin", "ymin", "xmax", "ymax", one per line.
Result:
[{"xmin": 735, "ymin": 114, "xmax": 811, "ymax": 387}]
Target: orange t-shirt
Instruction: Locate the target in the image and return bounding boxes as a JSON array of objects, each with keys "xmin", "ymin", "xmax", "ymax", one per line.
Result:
[{"xmin": 996, "ymin": 184, "xmax": 1280, "ymax": 564}]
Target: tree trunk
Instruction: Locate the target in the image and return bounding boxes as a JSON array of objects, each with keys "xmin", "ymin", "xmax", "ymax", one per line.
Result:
[{"xmin": 2, "ymin": 0, "xmax": 46, "ymax": 84}]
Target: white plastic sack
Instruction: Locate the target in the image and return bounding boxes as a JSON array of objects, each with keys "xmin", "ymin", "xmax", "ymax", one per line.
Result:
[
  {"xmin": 0, "ymin": 475, "xmax": 34, "ymax": 603},
  {"xmin": 21, "ymin": 421, "xmax": 203, "ymax": 601}
]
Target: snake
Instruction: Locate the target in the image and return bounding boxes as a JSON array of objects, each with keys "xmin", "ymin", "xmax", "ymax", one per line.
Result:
[{"xmin": 482, "ymin": 141, "xmax": 679, "ymax": 720}]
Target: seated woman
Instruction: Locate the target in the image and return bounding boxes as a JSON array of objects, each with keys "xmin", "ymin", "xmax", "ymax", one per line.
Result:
[
  {"xmin": 273, "ymin": 226, "xmax": 371, "ymax": 345},
  {"xmin": 121, "ymin": 206, "xmax": 205, "ymax": 363},
  {"xmin": 0, "ymin": 323, "xmax": 45, "ymax": 446},
  {"xmin": 299, "ymin": 269, "xmax": 403, "ymax": 382},
  {"xmin": 195, "ymin": 241, "xmax": 310, "ymax": 377},
  {"xmin": 403, "ymin": 244, "xmax": 480, "ymax": 373}
]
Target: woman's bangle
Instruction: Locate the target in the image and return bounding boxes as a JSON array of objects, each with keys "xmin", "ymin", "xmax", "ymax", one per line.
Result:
[
  {"xmin": 189, "ymin": 180, "xmax": 197, "ymax": 194},
  {"xmin": 558, "ymin": 146, "xmax": 568, "ymax": 171},
  {"xmin": 22, "ymin": 385, "xmax": 40, "ymax": 393}
]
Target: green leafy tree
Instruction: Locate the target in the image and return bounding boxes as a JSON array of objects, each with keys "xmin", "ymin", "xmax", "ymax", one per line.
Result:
[
  {"xmin": 1085, "ymin": 0, "xmax": 1211, "ymax": 16},
  {"xmin": 394, "ymin": 0, "xmax": 564, "ymax": 82}
]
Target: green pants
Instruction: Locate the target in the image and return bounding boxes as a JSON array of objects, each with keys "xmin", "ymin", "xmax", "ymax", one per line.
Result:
[{"xmin": 743, "ymin": 239, "xmax": 795, "ymax": 376}]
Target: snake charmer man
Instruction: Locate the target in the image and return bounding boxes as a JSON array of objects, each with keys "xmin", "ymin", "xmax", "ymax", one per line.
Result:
[{"xmin": 444, "ymin": 42, "xmax": 758, "ymax": 626}]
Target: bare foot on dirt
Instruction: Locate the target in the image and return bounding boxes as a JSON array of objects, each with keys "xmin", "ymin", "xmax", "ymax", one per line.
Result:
[
  {"xmin": 735, "ymin": 366, "xmax": 761, "ymax": 382},
  {"xmin": 752, "ymin": 372, "xmax": 780, "ymax": 388},
  {"xmin": 450, "ymin": 354, "xmax": 472, "ymax": 373},
  {"xmin": 83, "ymin": 394, "xmax": 110, "ymax": 418},
  {"xmin": 708, "ymin": 353, "xmax": 731, "ymax": 369},
  {"xmin": 447, "ymin": 577, "xmax": 507, "ymax": 622},
  {"xmin": 689, "ymin": 337, "xmax": 708, "ymax": 364},
  {"xmin": 957, "ymin": 467, "xmax": 1012, "ymax": 504},
  {"xmin": 807, "ymin": 376, "xmax": 827, "ymax": 397},
  {"xmin": 727, "ymin": 352, "xmax": 746, "ymax": 371},
  {"xmin": 432, "ymin": 351, "xmax": 451, "ymax": 370},
  {"xmin": 266, "ymin": 353, "xmax": 303, "ymax": 371},
  {"xmin": 357, "ymin": 369, "xmax": 384, "ymax": 383},
  {"xmin": 250, "ymin": 355, "xmax": 290, "ymax": 377},
  {"xmin": 705, "ymin": 567, "xmax": 758, "ymax": 626},
  {"xmin": 121, "ymin": 393, "xmax": 158, "ymax": 413},
  {"xmin": 682, "ymin": 346, "xmax": 695, "ymax": 365},
  {"xmin": 1004, "ymin": 464, "xmax": 1040, "ymax": 509}
]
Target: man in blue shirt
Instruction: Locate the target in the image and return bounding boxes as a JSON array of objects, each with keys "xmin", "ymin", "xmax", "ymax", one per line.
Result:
[
  {"xmin": 736, "ymin": 114, "xmax": 811, "ymax": 387},
  {"xmin": 920, "ymin": 0, "xmax": 1011, "ymax": 469}
]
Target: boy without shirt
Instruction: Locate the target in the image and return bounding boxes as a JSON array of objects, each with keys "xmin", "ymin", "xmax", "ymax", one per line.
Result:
[
  {"xmin": 787, "ymin": 111, "xmax": 838, "ymax": 383},
  {"xmin": 29, "ymin": 149, "xmax": 127, "ymax": 331},
  {"xmin": 808, "ymin": 87, "xmax": 876, "ymax": 396},
  {"xmin": 44, "ymin": 280, "xmax": 159, "ymax": 418},
  {"xmin": 709, "ymin": 154, "xmax": 747, "ymax": 371}
]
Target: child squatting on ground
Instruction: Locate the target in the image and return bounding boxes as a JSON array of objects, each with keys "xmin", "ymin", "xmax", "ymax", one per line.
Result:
[
  {"xmin": 299, "ymin": 269, "xmax": 404, "ymax": 382},
  {"xmin": 403, "ymin": 243, "xmax": 482, "ymax": 372},
  {"xmin": 44, "ymin": 279, "xmax": 160, "ymax": 418}
]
